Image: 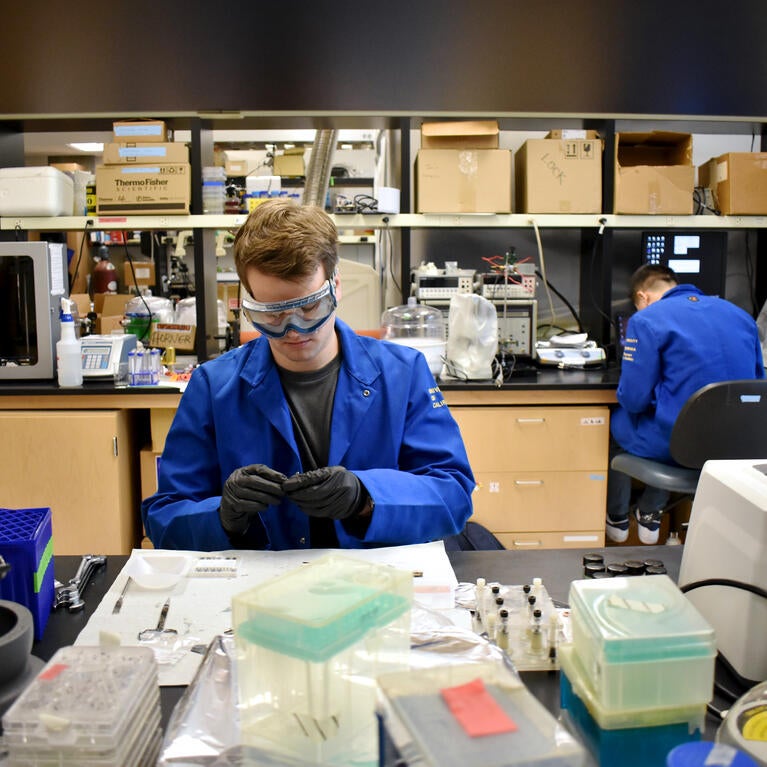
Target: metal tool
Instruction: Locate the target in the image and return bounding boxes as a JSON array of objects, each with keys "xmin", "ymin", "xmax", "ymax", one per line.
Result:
[
  {"xmin": 53, "ymin": 554, "xmax": 107, "ymax": 612},
  {"xmin": 112, "ymin": 576, "xmax": 133, "ymax": 614},
  {"xmin": 138, "ymin": 598, "xmax": 178, "ymax": 642}
]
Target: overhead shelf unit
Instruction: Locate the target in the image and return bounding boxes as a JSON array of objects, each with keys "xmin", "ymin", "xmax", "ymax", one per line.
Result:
[{"xmin": 2, "ymin": 113, "xmax": 766, "ymax": 358}]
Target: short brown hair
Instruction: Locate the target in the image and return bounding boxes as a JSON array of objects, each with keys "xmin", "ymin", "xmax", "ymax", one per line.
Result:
[
  {"xmin": 233, "ymin": 199, "xmax": 339, "ymax": 288},
  {"xmin": 629, "ymin": 264, "xmax": 678, "ymax": 302}
]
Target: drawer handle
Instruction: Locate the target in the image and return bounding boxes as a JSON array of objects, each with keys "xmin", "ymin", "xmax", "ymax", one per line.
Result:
[
  {"xmin": 514, "ymin": 479, "xmax": 543, "ymax": 486},
  {"xmin": 513, "ymin": 540, "xmax": 542, "ymax": 547},
  {"xmin": 516, "ymin": 418, "xmax": 545, "ymax": 424}
]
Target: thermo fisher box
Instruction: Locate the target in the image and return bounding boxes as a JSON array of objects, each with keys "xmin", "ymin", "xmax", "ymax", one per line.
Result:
[
  {"xmin": 0, "ymin": 507, "xmax": 54, "ymax": 641},
  {"xmin": 0, "ymin": 166, "xmax": 74, "ymax": 216},
  {"xmin": 568, "ymin": 575, "xmax": 716, "ymax": 713},
  {"xmin": 233, "ymin": 554, "xmax": 413, "ymax": 765}
]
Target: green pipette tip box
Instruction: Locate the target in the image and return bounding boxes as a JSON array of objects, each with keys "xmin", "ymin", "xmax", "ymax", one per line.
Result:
[{"xmin": 232, "ymin": 554, "xmax": 413, "ymax": 663}]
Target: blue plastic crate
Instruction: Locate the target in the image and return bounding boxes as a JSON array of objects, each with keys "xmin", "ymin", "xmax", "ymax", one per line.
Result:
[
  {"xmin": 560, "ymin": 666, "xmax": 702, "ymax": 767},
  {"xmin": 0, "ymin": 508, "xmax": 54, "ymax": 640}
]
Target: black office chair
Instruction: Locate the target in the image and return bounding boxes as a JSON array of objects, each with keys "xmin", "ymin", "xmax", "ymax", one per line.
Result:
[{"xmin": 611, "ymin": 379, "xmax": 767, "ymax": 495}]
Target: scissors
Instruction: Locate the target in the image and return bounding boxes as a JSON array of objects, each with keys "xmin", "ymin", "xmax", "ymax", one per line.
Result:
[{"xmin": 138, "ymin": 599, "xmax": 178, "ymax": 642}]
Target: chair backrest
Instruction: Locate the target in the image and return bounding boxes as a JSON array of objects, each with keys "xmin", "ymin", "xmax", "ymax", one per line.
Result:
[{"xmin": 670, "ymin": 379, "xmax": 767, "ymax": 468}]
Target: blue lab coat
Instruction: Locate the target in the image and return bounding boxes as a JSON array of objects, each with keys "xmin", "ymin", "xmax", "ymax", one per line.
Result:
[
  {"xmin": 141, "ymin": 319, "xmax": 475, "ymax": 550},
  {"xmin": 611, "ymin": 284, "xmax": 765, "ymax": 462}
]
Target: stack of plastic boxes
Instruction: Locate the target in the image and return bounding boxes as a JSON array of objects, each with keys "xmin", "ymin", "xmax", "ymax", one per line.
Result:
[
  {"xmin": 2, "ymin": 645, "xmax": 161, "ymax": 766},
  {"xmin": 559, "ymin": 574, "xmax": 717, "ymax": 767},
  {"xmin": 0, "ymin": 507, "xmax": 55, "ymax": 641},
  {"xmin": 232, "ymin": 554, "xmax": 413, "ymax": 765}
]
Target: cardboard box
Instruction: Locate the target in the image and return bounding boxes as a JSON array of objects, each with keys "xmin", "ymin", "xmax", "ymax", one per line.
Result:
[
  {"xmin": 546, "ymin": 129, "xmax": 600, "ymax": 140},
  {"xmin": 150, "ymin": 409, "xmax": 176, "ymax": 452},
  {"xmin": 95, "ymin": 163, "xmax": 191, "ymax": 215},
  {"xmin": 698, "ymin": 152, "xmax": 767, "ymax": 215},
  {"xmin": 97, "ymin": 315, "xmax": 126, "ymax": 334},
  {"xmin": 123, "ymin": 260, "xmax": 156, "ymax": 288},
  {"xmin": 103, "ymin": 142, "xmax": 189, "ymax": 165},
  {"xmin": 416, "ymin": 149, "xmax": 512, "ymax": 213},
  {"xmin": 112, "ymin": 120, "xmax": 167, "ymax": 142},
  {"xmin": 95, "ymin": 293, "xmax": 133, "ymax": 316},
  {"xmin": 421, "ymin": 120, "xmax": 499, "ymax": 149},
  {"xmin": 614, "ymin": 132, "xmax": 694, "ymax": 214},
  {"xmin": 140, "ymin": 449, "xmax": 162, "ymax": 499},
  {"xmin": 273, "ymin": 148, "xmax": 305, "ymax": 177},
  {"xmin": 515, "ymin": 137, "xmax": 602, "ymax": 213}
]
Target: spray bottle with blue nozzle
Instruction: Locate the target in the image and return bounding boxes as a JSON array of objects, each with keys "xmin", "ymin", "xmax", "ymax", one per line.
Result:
[{"xmin": 56, "ymin": 297, "xmax": 82, "ymax": 388}]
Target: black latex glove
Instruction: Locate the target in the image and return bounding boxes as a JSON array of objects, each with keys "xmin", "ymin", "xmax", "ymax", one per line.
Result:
[
  {"xmin": 282, "ymin": 466, "xmax": 367, "ymax": 520},
  {"xmin": 219, "ymin": 464, "xmax": 287, "ymax": 536}
]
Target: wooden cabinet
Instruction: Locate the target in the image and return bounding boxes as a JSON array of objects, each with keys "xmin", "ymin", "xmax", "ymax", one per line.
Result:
[
  {"xmin": 0, "ymin": 410, "xmax": 141, "ymax": 555},
  {"xmin": 450, "ymin": 405, "xmax": 609, "ymax": 549}
]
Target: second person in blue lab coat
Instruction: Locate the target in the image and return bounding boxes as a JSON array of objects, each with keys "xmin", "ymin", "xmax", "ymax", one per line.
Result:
[
  {"xmin": 141, "ymin": 198, "xmax": 475, "ymax": 551},
  {"xmin": 607, "ymin": 264, "xmax": 765, "ymax": 544}
]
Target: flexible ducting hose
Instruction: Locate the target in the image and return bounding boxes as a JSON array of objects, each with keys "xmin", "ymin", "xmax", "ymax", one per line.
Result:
[{"xmin": 303, "ymin": 129, "xmax": 338, "ymax": 207}]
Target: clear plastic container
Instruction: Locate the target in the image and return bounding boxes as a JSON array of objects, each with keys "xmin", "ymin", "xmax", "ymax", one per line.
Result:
[
  {"xmin": 381, "ymin": 297, "xmax": 446, "ymax": 377},
  {"xmin": 124, "ymin": 295, "xmax": 174, "ymax": 342},
  {"xmin": 568, "ymin": 575, "xmax": 716, "ymax": 713},
  {"xmin": 233, "ymin": 554, "xmax": 412, "ymax": 765},
  {"xmin": 378, "ymin": 661, "xmax": 586, "ymax": 767}
]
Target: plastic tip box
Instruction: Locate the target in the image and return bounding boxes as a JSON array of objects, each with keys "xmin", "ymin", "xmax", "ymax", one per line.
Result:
[
  {"xmin": 0, "ymin": 508, "xmax": 55, "ymax": 640},
  {"xmin": 568, "ymin": 574, "xmax": 716, "ymax": 713},
  {"xmin": 232, "ymin": 554, "xmax": 413, "ymax": 765}
]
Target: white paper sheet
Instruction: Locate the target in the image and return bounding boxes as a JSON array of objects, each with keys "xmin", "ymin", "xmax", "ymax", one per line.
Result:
[{"xmin": 75, "ymin": 541, "xmax": 459, "ymax": 686}]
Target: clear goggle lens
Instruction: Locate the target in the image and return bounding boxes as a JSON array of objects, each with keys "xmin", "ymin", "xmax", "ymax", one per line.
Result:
[{"xmin": 241, "ymin": 280, "xmax": 337, "ymax": 338}]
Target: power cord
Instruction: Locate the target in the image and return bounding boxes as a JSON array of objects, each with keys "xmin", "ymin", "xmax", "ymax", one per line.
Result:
[{"xmin": 122, "ymin": 231, "xmax": 154, "ymax": 341}]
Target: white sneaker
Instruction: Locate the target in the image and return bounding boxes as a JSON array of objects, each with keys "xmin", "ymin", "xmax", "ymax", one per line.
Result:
[
  {"xmin": 606, "ymin": 516, "xmax": 629, "ymax": 543},
  {"xmin": 635, "ymin": 509, "xmax": 661, "ymax": 545}
]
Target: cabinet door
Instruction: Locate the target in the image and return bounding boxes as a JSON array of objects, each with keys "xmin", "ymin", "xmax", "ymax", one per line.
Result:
[
  {"xmin": 451, "ymin": 405, "xmax": 609, "ymax": 547},
  {"xmin": 451, "ymin": 406, "xmax": 609, "ymax": 472},
  {"xmin": 0, "ymin": 410, "xmax": 139, "ymax": 555},
  {"xmin": 469, "ymin": 470, "xmax": 606, "ymax": 533}
]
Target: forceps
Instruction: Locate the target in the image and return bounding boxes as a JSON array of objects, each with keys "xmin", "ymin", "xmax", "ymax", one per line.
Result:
[{"xmin": 138, "ymin": 598, "xmax": 178, "ymax": 641}]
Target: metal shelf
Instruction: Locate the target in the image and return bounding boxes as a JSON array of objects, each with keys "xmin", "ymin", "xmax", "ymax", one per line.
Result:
[{"xmin": 3, "ymin": 212, "xmax": 767, "ymax": 231}]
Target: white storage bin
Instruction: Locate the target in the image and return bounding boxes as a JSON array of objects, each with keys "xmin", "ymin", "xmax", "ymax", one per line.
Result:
[{"xmin": 0, "ymin": 166, "xmax": 74, "ymax": 216}]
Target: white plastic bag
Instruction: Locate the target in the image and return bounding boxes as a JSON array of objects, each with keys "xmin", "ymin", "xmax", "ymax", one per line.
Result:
[{"xmin": 441, "ymin": 294, "xmax": 498, "ymax": 380}]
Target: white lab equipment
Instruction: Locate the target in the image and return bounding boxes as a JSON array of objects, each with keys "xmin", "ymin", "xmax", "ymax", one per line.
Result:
[{"xmin": 679, "ymin": 459, "xmax": 767, "ymax": 684}]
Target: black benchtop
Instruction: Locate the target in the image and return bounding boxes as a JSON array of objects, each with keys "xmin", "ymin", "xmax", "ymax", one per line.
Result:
[{"xmin": 0, "ymin": 365, "xmax": 619, "ymax": 397}]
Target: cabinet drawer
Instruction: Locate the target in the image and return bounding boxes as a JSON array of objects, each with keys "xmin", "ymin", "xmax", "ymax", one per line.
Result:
[
  {"xmin": 495, "ymin": 531, "xmax": 605, "ymax": 550},
  {"xmin": 469, "ymin": 470, "xmax": 606, "ymax": 533},
  {"xmin": 451, "ymin": 406, "xmax": 609, "ymax": 472}
]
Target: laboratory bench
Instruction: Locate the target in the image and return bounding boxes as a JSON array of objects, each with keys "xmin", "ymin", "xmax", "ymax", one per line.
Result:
[
  {"xmin": 0, "ymin": 366, "xmax": 619, "ymax": 556},
  {"xmin": 34, "ymin": 545, "xmax": 727, "ymax": 753}
]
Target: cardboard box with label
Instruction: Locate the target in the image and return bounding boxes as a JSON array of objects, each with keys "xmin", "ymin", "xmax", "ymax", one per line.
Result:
[
  {"xmin": 698, "ymin": 152, "xmax": 767, "ymax": 215},
  {"xmin": 112, "ymin": 120, "xmax": 168, "ymax": 143},
  {"xmin": 96, "ymin": 163, "xmax": 191, "ymax": 215},
  {"xmin": 515, "ymin": 130, "xmax": 602, "ymax": 213},
  {"xmin": 613, "ymin": 132, "xmax": 694, "ymax": 214},
  {"xmin": 416, "ymin": 121, "xmax": 511, "ymax": 213},
  {"xmin": 103, "ymin": 142, "xmax": 189, "ymax": 165},
  {"xmin": 123, "ymin": 260, "xmax": 156, "ymax": 288}
]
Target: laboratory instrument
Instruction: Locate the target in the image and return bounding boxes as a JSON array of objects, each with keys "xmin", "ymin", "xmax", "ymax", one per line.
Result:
[
  {"xmin": 0, "ymin": 241, "xmax": 67, "ymax": 381},
  {"xmin": 80, "ymin": 333, "xmax": 137, "ymax": 378}
]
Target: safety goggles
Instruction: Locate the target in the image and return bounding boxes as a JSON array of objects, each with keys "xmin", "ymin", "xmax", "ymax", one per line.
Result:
[{"xmin": 241, "ymin": 279, "xmax": 337, "ymax": 339}]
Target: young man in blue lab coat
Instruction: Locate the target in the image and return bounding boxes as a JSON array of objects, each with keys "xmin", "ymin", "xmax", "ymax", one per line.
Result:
[
  {"xmin": 606, "ymin": 264, "xmax": 765, "ymax": 544},
  {"xmin": 142, "ymin": 199, "xmax": 475, "ymax": 551}
]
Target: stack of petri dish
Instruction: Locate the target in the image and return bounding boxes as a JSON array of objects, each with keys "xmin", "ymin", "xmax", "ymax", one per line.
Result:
[{"xmin": 2, "ymin": 645, "xmax": 161, "ymax": 766}]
